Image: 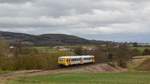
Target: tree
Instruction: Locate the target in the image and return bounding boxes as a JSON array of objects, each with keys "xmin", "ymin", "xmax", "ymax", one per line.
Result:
[
  {"xmin": 133, "ymin": 42, "xmax": 138, "ymax": 47},
  {"xmin": 114, "ymin": 44, "xmax": 132, "ymax": 68},
  {"xmin": 0, "ymin": 39, "xmax": 11, "ymax": 70},
  {"xmin": 0, "ymin": 39, "xmax": 9, "ymax": 56},
  {"xmin": 74, "ymin": 47, "xmax": 83, "ymax": 55},
  {"xmin": 89, "ymin": 46, "xmax": 109, "ymax": 63}
]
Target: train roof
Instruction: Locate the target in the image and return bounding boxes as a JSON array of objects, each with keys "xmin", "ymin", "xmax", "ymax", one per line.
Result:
[{"xmin": 59, "ymin": 55, "xmax": 94, "ymax": 59}]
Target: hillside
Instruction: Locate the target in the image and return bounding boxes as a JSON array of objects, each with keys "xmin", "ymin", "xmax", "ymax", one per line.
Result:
[
  {"xmin": 128, "ymin": 56, "xmax": 150, "ymax": 71},
  {"xmin": 0, "ymin": 31, "xmax": 107, "ymax": 46},
  {"xmin": 137, "ymin": 58, "xmax": 150, "ymax": 71}
]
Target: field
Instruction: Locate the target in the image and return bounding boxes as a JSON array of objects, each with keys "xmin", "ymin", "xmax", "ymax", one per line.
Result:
[
  {"xmin": 33, "ymin": 46, "xmax": 75, "ymax": 55},
  {"xmin": 132, "ymin": 47, "xmax": 150, "ymax": 52},
  {"xmin": 9, "ymin": 72, "xmax": 150, "ymax": 84},
  {"xmin": 1, "ymin": 45, "xmax": 150, "ymax": 84}
]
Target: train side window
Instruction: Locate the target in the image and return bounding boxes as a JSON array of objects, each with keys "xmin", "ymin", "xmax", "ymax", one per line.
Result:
[
  {"xmin": 71, "ymin": 58, "xmax": 80, "ymax": 61},
  {"xmin": 84, "ymin": 58, "xmax": 92, "ymax": 60},
  {"xmin": 71, "ymin": 59, "xmax": 75, "ymax": 61},
  {"xmin": 59, "ymin": 58, "xmax": 64, "ymax": 61}
]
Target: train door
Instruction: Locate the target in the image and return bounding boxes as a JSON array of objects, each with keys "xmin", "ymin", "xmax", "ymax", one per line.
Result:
[
  {"xmin": 64, "ymin": 58, "xmax": 68, "ymax": 66},
  {"xmin": 66, "ymin": 58, "xmax": 70, "ymax": 65},
  {"xmin": 80, "ymin": 57, "xmax": 83, "ymax": 64}
]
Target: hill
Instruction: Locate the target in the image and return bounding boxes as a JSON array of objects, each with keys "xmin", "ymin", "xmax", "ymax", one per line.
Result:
[{"xmin": 0, "ymin": 31, "xmax": 107, "ymax": 46}]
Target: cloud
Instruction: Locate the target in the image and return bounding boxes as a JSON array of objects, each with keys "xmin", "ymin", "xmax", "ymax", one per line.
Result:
[
  {"xmin": 0, "ymin": 0, "xmax": 149, "ymax": 42},
  {"xmin": 0, "ymin": 0, "xmax": 34, "ymax": 3}
]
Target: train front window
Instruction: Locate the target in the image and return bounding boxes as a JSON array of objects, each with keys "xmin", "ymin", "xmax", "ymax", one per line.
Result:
[{"xmin": 59, "ymin": 58, "xmax": 64, "ymax": 62}]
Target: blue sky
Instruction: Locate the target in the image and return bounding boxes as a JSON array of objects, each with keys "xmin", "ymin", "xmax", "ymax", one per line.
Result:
[{"xmin": 0, "ymin": 0, "xmax": 149, "ymax": 42}]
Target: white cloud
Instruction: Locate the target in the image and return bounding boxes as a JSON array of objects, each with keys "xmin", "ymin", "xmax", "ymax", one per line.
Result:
[{"xmin": 0, "ymin": 0, "xmax": 150, "ymax": 42}]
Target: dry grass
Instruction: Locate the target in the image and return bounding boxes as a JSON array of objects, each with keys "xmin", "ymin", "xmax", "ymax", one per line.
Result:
[{"xmin": 128, "ymin": 55, "xmax": 150, "ymax": 70}]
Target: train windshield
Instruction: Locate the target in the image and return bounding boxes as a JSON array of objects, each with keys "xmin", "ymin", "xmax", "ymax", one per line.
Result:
[{"xmin": 59, "ymin": 58, "xmax": 65, "ymax": 61}]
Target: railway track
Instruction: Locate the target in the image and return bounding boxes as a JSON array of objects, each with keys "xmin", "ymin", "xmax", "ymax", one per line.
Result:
[{"xmin": 58, "ymin": 63, "xmax": 95, "ymax": 69}]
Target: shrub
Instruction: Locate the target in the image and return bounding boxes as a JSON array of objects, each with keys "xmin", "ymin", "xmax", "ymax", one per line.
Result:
[
  {"xmin": 0, "ymin": 39, "xmax": 73, "ymax": 70},
  {"xmin": 143, "ymin": 48, "xmax": 150, "ymax": 55},
  {"xmin": 0, "ymin": 39, "xmax": 10, "ymax": 70},
  {"xmin": 131, "ymin": 48, "xmax": 142, "ymax": 56},
  {"xmin": 74, "ymin": 47, "xmax": 83, "ymax": 55},
  {"xmin": 13, "ymin": 48, "xmax": 73, "ymax": 70}
]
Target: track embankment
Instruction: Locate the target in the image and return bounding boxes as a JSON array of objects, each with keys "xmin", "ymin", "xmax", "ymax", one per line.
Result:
[{"xmin": 0, "ymin": 63, "xmax": 127, "ymax": 84}]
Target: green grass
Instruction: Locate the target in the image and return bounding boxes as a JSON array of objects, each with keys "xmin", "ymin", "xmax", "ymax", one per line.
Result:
[
  {"xmin": 9, "ymin": 72, "xmax": 150, "ymax": 84},
  {"xmin": 33, "ymin": 46, "xmax": 75, "ymax": 55},
  {"xmin": 33, "ymin": 47, "xmax": 59, "ymax": 53},
  {"xmin": 0, "ymin": 70, "xmax": 11, "ymax": 74},
  {"xmin": 132, "ymin": 47, "xmax": 150, "ymax": 52}
]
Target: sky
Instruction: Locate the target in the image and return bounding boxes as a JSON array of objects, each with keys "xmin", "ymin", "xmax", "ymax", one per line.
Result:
[{"xmin": 0, "ymin": 0, "xmax": 150, "ymax": 42}]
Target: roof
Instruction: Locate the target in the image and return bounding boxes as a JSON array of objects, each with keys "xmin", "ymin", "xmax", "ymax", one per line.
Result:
[{"xmin": 59, "ymin": 55, "xmax": 94, "ymax": 59}]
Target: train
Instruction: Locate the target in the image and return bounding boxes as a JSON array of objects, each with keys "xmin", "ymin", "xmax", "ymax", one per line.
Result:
[{"xmin": 58, "ymin": 55, "xmax": 95, "ymax": 66}]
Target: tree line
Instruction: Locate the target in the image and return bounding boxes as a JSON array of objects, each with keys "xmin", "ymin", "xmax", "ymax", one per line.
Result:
[
  {"xmin": 0, "ymin": 39, "xmax": 150, "ymax": 70},
  {"xmin": 0, "ymin": 39, "xmax": 72, "ymax": 70},
  {"xmin": 74, "ymin": 44, "xmax": 146, "ymax": 68}
]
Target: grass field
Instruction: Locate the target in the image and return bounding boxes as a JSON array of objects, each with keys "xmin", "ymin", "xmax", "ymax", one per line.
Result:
[
  {"xmin": 33, "ymin": 47, "xmax": 60, "ymax": 53},
  {"xmin": 9, "ymin": 72, "xmax": 150, "ymax": 84},
  {"xmin": 33, "ymin": 46, "xmax": 75, "ymax": 55},
  {"xmin": 132, "ymin": 47, "xmax": 150, "ymax": 52}
]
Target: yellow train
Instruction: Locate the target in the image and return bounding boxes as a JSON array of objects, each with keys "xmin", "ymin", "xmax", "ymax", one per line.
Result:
[{"xmin": 58, "ymin": 55, "xmax": 95, "ymax": 66}]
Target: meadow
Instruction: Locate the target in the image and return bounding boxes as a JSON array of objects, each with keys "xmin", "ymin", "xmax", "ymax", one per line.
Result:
[
  {"xmin": 9, "ymin": 72, "xmax": 150, "ymax": 84},
  {"xmin": 132, "ymin": 46, "xmax": 150, "ymax": 52},
  {"xmin": 33, "ymin": 46, "xmax": 75, "ymax": 55}
]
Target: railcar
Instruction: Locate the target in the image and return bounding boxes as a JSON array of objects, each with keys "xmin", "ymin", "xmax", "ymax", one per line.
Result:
[{"xmin": 58, "ymin": 55, "xmax": 95, "ymax": 66}]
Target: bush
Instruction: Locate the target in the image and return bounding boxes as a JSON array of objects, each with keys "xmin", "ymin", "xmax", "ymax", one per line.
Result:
[
  {"xmin": 0, "ymin": 39, "xmax": 10, "ymax": 70},
  {"xmin": 0, "ymin": 39, "xmax": 73, "ymax": 70},
  {"xmin": 13, "ymin": 48, "xmax": 73, "ymax": 70},
  {"xmin": 143, "ymin": 48, "xmax": 150, "ymax": 55},
  {"xmin": 131, "ymin": 48, "xmax": 142, "ymax": 56},
  {"xmin": 74, "ymin": 47, "xmax": 83, "ymax": 55}
]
